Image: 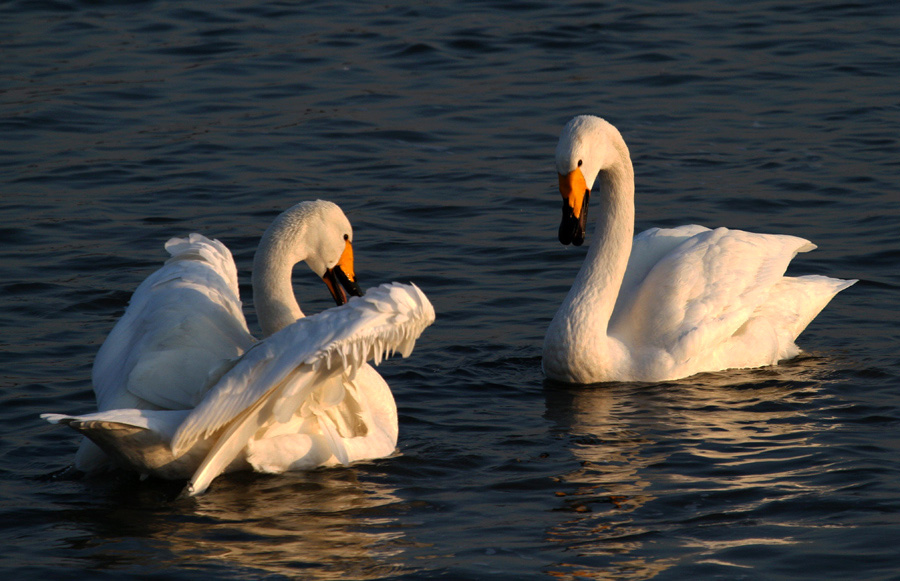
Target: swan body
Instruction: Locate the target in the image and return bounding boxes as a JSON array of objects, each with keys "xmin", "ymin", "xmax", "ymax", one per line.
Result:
[
  {"xmin": 43, "ymin": 200, "xmax": 434, "ymax": 494},
  {"xmin": 543, "ymin": 115, "xmax": 855, "ymax": 383}
]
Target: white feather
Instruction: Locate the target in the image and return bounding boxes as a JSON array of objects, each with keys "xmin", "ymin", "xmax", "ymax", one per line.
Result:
[
  {"xmin": 43, "ymin": 201, "xmax": 434, "ymax": 495},
  {"xmin": 543, "ymin": 115, "xmax": 855, "ymax": 383}
]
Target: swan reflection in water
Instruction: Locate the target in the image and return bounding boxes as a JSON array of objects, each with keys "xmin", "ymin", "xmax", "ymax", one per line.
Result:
[
  {"xmin": 542, "ymin": 355, "xmax": 839, "ymax": 579},
  {"xmin": 177, "ymin": 469, "xmax": 411, "ymax": 579},
  {"xmin": 59, "ymin": 468, "xmax": 413, "ymax": 580}
]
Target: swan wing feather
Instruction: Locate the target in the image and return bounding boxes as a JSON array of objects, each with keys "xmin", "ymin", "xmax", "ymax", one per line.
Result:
[
  {"xmin": 614, "ymin": 227, "xmax": 816, "ymax": 362},
  {"xmin": 173, "ymin": 282, "xmax": 434, "ymax": 494},
  {"xmin": 611, "ymin": 225, "xmax": 711, "ymax": 328},
  {"xmin": 92, "ymin": 234, "xmax": 253, "ymax": 412}
]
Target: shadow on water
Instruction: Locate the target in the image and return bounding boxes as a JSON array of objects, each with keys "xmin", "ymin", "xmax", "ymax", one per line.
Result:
[
  {"xmin": 47, "ymin": 468, "xmax": 414, "ymax": 579},
  {"xmin": 540, "ymin": 355, "xmax": 843, "ymax": 579}
]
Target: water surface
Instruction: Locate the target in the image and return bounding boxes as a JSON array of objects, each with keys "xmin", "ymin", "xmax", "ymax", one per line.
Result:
[{"xmin": 2, "ymin": 1, "xmax": 899, "ymax": 579}]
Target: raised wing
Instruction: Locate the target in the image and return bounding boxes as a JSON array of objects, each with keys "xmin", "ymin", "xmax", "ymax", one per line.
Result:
[
  {"xmin": 610, "ymin": 226, "xmax": 816, "ymax": 362},
  {"xmin": 171, "ymin": 282, "xmax": 435, "ymax": 495},
  {"xmin": 92, "ymin": 234, "xmax": 254, "ymax": 412}
]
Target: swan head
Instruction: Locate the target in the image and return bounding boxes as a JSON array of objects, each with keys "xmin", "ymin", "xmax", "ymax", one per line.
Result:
[
  {"xmin": 253, "ymin": 200, "xmax": 363, "ymax": 331},
  {"xmin": 555, "ymin": 115, "xmax": 618, "ymax": 246},
  {"xmin": 287, "ymin": 200, "xmax": 363, "ymax": 306}
]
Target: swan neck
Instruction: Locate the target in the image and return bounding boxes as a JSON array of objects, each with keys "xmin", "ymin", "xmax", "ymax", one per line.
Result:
[
  {"xmin": 252, "ymin": 220, "xmax": 308, "ymax": 337},
  {"xmin": 543, "ymin": 123, "xmax": 636, "ymax": 382},
  {"xmin": 578, "ymin": 142, "xmax": 635, "ymax": 333}
]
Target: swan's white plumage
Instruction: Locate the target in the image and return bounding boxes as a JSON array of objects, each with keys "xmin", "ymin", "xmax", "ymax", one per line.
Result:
[
  {"xmin": 171, "ymin": 281, "xmax": 432, "ymax": 455},
  {"xmin": 69, "ymin": 233, "xmax": 254, "ymax": 473},
  {"xmin": 173, "ymin": 282, "xmax": 433, "ymax": 495},
  {"xmin": 43, "ymin": 200, "xmax": 434, "ymax": 494},
  {"xmin": 543, "ymin": 115, "xmax": 855, "ymax": 383},
  {"xmin": 92, "ymin": 234, "xmax": 251, "ymax": 412},
  {"xmin": 611, "ymin": 227, "xmax": 813, "ymax": 361}
]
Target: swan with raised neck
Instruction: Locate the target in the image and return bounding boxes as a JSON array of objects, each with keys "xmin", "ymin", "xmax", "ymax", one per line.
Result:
[
  {"xmin": 543, "ymin": 114, "xmax": 856, "ymax": 383},
  {"xmin": 546, "ymin": 116, "xmax": 636, "ymax": 381}
]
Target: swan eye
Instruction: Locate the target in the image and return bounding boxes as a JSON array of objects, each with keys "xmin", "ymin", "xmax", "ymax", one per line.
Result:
[
  {"xmin": 577, "ymin": 160, "xmax": 583, "ymax": 167},
  {"xmin": 343, "ymin": 234, "xmax": 349, "ymax": 241}
]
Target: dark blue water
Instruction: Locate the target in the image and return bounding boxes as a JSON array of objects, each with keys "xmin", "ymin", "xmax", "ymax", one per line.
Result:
[{"xmin": 2, "ymin": 1, "xmax": 899, "ymax": 579}]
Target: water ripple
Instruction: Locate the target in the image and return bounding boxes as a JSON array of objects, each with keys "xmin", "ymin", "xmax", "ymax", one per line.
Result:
[{"xmin": 2, "ymin": 0, "xmax": 898, "ymax": 579}]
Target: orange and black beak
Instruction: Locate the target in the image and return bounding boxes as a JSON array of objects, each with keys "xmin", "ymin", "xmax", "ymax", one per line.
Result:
[
  {"xmin": 322, "ymin": 239, "xmax": 363, "ymax": 306},
  {"xmin": 558, "ymin": 168, "xmax": 590, "ymax": 246}
]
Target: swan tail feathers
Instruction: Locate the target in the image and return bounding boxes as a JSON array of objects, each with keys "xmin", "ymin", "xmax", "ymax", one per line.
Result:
[
  {"xmin": 774, "ymin": 275, "xmax": 857, "ymax": 340},
  {"xmin": 41, "ymin": 410, "xmax": 194, "ymax": 479}
]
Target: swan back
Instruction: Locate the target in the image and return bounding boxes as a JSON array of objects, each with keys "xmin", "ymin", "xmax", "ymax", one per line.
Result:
[{"xmin": 611, "ymin": 227, "xmax": 817, "ymax": 363}]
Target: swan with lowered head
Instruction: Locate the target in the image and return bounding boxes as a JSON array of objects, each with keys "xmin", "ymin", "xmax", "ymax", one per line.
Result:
[
  {"xmin": 543, "ymin": 115, "xmax": 855, "ymax": 383},
  {"xmin": 43, "ymin": 200, "xmax": 434, "ymax": 495}
]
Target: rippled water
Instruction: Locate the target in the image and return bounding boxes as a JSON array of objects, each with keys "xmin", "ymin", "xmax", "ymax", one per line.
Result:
[{"xmin": 2, "ymin": 1, "xmax": 899, "ymax": 579}]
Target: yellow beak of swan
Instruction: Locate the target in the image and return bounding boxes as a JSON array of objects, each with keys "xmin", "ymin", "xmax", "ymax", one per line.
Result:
[{"xmin": 558, "ymin": 168, "xmax": 590, "ymax": 246}]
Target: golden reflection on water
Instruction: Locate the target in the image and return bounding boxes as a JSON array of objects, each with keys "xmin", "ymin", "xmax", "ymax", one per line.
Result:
[
  {"xmin": 169, "ymin": 469, "xmax": 411, "ymax": 579},
  {"xmin": 542, "ymin": 356, "xmax": 837, "ymax": 580}
]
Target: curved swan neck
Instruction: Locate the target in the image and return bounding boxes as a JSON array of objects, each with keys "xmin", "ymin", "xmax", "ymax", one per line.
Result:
[
  {"xmin": 252, "ymin": 212, "xmax": 310, "ymax": 337},
  {"xmin": 564, "ymin": 123, "xmax": 635, "ymax": 336}
]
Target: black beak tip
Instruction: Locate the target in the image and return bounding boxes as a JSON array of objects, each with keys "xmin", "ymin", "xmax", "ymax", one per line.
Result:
[
  {"xmin": 331, "ymin": 287, "xmax": 348, "ymax": 307},
  {"xmin": 346, "ymin": 280, "xmax": 363, "ymax": 298},
  {"xmin": 336, "ymin": 266, "xmax": 363, "ymax": 298},
  {"xmin": 559, "ymin": 201, "xmax": 582, "ymax": 246},
  {"xmin": 558, "ymin": 190, "xmax": 590, "ymax": 247}
]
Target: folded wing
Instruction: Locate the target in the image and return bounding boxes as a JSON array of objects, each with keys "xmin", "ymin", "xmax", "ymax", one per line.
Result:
[{"xmin": 612, "ymin": 227, "xmax": 817, "ymax": 363}]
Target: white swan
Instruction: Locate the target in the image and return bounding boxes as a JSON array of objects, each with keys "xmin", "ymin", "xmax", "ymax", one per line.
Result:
[
  {"xmin": 43, "ymin": 200, "xmax": 435, "ymax": 495},
  {"xmin": 542, "ymin": 115, "xmax": 855, "ymax": 383}
]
